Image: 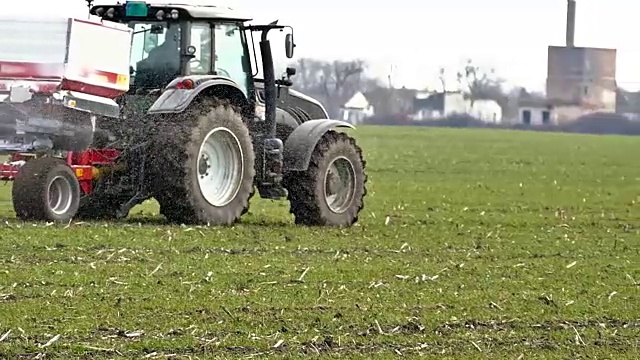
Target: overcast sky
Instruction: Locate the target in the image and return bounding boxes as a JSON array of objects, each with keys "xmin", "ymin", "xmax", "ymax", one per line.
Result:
[{"xmin": 11, "ymin": 0, "xmax": 640, "ymax": 92}]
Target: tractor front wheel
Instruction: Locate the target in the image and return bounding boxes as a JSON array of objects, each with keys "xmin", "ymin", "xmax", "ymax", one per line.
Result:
[
  {"xmin": 284, "ymin": 131, "xmax": 367, "ymax": 227},
  {"xmin": 12, "ymin": 157, "xmax": 81, "ymax": 222},
  {"xmin": 148, "ymin": 97, "xmax": 255, "ymax": 225}
]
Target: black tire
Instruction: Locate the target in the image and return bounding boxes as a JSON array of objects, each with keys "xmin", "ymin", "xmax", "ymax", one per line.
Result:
[
  {"xmin": 148, "ymin": 97, "xmax": 255, "ymax": 225},
  {"xmin": 12, "ymin": 157, "xmax": 81, "ymax": 222},
  {"xmin": 284, "ymin": 131, "xmax": 367, "ymax": 227}
]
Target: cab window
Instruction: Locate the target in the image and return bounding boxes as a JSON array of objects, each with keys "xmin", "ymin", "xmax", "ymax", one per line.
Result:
[
  {"xmin": 128, "ymin": 22, "xmax": 172, "ymax": 73},
  {"xmin": 128, "ymin": 22, "xmax": 180, "ymax": 89},
  {"xmin": 189, "ymin": 22, "xmax": 212, "ymax": 74},
  {"xmin": 214, "ymin": 22, "xmax": 250, "ymax": 96}
]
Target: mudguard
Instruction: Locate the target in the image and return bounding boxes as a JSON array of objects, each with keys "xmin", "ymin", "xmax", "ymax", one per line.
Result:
[
  {"xmin": 147, "ymin": 76, "xmax": 248, "ymax": 114},
  {"xmin": 283, "ymin": 119, "xmax": 355, "ymax": 171}
]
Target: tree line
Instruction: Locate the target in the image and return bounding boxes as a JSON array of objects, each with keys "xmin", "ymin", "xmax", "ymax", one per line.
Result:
[{"xmin": 285, "ymin": 57, "xmax": 515, "ymax": 119}]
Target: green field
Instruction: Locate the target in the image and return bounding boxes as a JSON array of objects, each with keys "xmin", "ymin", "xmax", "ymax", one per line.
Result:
[{"xmin": 0, "ymin": 126, "xmax": 638, "ymax": 359}]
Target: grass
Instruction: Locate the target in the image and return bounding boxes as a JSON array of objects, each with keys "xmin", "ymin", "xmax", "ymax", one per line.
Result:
[{"xmin": 0, "ymin": 125, "xmax": 638, "ymax": 359}]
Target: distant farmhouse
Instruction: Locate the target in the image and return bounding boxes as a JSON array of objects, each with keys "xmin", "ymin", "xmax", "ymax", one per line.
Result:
[{"xmin": 339, "ymin": 89, "xmax": 502, "ymax": 125}]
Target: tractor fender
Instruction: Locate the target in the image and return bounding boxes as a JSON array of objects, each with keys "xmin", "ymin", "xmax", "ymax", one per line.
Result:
[
  {"xmin": 283, "ymin": 119, "xmax": 355, "ymax": 172},
  {"xmin": 147, "ymin": 76, "xmax": 249, "ymax": 114}
]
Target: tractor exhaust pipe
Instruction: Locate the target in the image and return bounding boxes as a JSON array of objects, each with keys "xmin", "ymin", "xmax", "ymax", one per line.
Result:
[
  {"xmin": 259, "ymin": 35, "xmax": 277, "ymax": 138},
  {"xmin": 245, "ymin": 21, "xmax": 282, "ymax": 138},
  {"xmin": 255, "ymin": 23, "xmax": 285, "ymax": 197},
  {"xmin": 566, "ymin": 0, "xmax": 576, "ymax": 47}
]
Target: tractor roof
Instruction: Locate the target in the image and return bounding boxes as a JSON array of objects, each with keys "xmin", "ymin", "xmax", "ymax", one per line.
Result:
[{"xmin": 91, "ymin": 1, "xmax": 252, "ymax": 22}]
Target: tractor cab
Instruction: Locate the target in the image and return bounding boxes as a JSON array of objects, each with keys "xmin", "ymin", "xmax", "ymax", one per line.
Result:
[{"xmin": 89, "ymin": 1, "xmax": 263, "ymax": 94}]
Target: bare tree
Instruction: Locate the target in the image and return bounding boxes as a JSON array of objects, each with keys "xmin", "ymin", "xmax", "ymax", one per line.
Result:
[
  {"xmin": 456, "ymin": 59, "xmax": 506, "ymax": 108},
  {"xmin": 289, "ymin": 58, "xmax": 376, "ymax": 116}
]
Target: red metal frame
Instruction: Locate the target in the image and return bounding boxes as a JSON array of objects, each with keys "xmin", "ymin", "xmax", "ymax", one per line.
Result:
[
  {"xmin": 0, "ymin": 148, "xmax": 121, "ymax": 195},
  {"xmin": 0, "ymin": 17, "xmax": 131, "ymax": 197}
]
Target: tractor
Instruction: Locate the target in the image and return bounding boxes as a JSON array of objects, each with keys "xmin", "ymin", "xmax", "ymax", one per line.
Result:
[{"xmin": 0, "ymin": 0, "xmax": 367, "ymax": 226}]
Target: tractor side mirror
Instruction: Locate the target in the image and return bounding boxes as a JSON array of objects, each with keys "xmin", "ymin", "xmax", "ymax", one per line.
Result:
[{"xmin": 285, "ymin": 33, "xmax": 295, "ymax": 59}]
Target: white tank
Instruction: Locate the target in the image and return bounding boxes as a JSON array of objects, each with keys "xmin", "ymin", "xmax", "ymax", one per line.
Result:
[{"xmin": 0, "ymin": 14, "xmax": 132, "ymax": 99}]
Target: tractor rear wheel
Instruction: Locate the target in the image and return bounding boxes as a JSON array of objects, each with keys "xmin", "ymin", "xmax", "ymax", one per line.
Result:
[
  {"xmin": 12, "ymin": 157, "xmax": 81, "ymax": 222},
  {"xmin": 148, "ymin": 97, "xmax": 255, "ymax": 225},
  {"xmin": 283, "ymin": 131, "xmax": 367, "ymax": 227}
]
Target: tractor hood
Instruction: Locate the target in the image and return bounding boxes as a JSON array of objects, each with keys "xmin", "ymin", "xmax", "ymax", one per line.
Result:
[
  {"xmin": 287, "ymin": 89, "xmax": 329, "ymax": 119},
  {"xmin": 254, "ymin": 81, "xmax": 330, "ymax": 121}
]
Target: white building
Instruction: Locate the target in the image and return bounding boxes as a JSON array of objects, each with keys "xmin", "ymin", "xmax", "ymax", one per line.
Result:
[
  {"xmin": 412, "ymin": 91, "xmax": 502, "ymax": 123},
  {"xmin": 469, "ymin": 99, "xmax": 503, "ymax": 123},
  {"xmin": 339, "ymin": 91, "xmax": 373, "ymax": 125},
  {"xmin": 518, "ymin": 105, "xmax": 553, "ymax": 125},
  {"xmin": 516, "ymin": 97, "xmax": 596, "ymax": 126}
]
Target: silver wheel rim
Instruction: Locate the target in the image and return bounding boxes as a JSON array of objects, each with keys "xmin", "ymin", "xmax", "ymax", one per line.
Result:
[
  {"xmin": 197, "ymin": 127, "xmax": 244, "ymax": 207},
  {"xmin": 47, "ymin": 175, "xmax": 73, "ymax": 215},
  {"xmin": 323, "ymin": 156, "xmax": 356, "ymax": 213}
]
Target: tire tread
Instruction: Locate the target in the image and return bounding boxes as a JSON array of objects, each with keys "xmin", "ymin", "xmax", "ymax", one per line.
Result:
[
  {"xmin": 284, "ymin": 131, "xmax": 367, "ymax": 226},
  {"xmin": 148, "ymin": 97, "xmax": 255, "ymax": 225}
]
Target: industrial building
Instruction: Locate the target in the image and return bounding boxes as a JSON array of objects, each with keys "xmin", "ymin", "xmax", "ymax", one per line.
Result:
[{"xmin": 519, "ymin": 0, "xmax": 618, "ymax": 125}]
